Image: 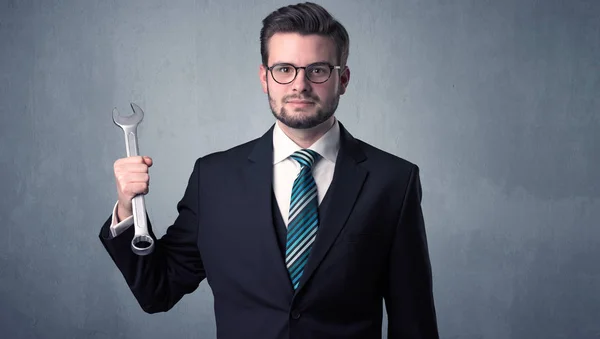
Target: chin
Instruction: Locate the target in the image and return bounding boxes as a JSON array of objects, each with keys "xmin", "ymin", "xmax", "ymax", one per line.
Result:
[
  {"xmin": 269, "ymin": 99, "xmax": 334, "ymax": 129},
  {"xmin": 277, "ymin": 112, "xmax": 333, "ymax": 130}
]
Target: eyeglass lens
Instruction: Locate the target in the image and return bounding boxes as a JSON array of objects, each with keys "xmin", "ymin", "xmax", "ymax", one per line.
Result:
[{"xmin": 271, "ymin": 64, "xmax": 331, "ymax": 84}]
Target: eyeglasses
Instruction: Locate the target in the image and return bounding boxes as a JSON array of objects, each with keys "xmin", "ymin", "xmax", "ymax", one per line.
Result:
[{"xmin": 266, "ymin": 62, "xmax": 342, "ymax": 84}]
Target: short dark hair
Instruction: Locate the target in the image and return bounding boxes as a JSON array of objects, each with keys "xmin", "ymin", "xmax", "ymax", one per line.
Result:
[{"xmin": 260, "ymin": 2, "xmax": 350, "ymax": 68}]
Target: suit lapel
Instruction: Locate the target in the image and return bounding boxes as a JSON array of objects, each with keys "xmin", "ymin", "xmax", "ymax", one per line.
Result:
[
  {"xmin": 296, "ymin": 122, "xmax": 368, "ymax": 293},
  {"xmin": 244, "ymin": 125, "xmax": 295, "ymax": 295}
]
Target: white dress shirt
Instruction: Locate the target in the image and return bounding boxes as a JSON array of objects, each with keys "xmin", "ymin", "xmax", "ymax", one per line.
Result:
[
  {"xmin": 272, "ymin": 120, "xmax": 339, "ymax": 226},
  {"xmin": 109, "ymin": 119, "xmax": 340, "ymax": 236}
]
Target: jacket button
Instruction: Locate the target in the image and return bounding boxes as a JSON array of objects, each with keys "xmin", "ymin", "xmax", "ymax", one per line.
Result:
[{"xmin": 291, "ymin": 310, "xmax": 301, "ymax": 319}]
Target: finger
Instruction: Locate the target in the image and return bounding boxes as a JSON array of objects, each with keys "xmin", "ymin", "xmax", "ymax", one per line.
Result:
[
  {"xmin": 114, "ymin": 157, "xmax": 143, "ymax": 172},
  {"xmin": 115, "ymin": 163, "xmax": 150, "ymax": 173},
  {"xmin": 119, "ymin": 182, "xmax": 149, "ymax": 196},
  {"xmin": 118, "ymin": 156, "xmax": 147, "ymax": 164},
  {"xmin": 120, "ymin": 172, "xmax": 150, "ymax": 184}
]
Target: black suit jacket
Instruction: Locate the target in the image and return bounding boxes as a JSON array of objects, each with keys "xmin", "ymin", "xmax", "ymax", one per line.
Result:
[{"xmin": 99, "ymin": 121, "xmax": 439, "ymax": 339}]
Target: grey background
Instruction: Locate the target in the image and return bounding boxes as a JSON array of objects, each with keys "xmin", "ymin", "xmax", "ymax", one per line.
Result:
[{"xmin": 1, "ymin": 0, "xmax": 598, "ymax": 338}]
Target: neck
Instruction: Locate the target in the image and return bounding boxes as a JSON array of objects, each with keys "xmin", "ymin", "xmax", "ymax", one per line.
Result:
[{"xmin": 277, "ymin": 116, "xmax": 336, "ymax": 149}]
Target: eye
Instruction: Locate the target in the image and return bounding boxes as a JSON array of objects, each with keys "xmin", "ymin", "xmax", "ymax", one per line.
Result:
[
  {"xmin": 309, "ymin": 65, "xmax": 328, "ymax": 74},
  {"xmin": 274, "ymin": 65, "xmax": 292, "ymax": 73}
]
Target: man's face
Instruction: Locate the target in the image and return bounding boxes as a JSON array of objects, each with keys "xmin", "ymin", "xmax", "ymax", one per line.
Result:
[{"xmin": 259, "ymin": 33, "xmax": 350, "ymax": 129}]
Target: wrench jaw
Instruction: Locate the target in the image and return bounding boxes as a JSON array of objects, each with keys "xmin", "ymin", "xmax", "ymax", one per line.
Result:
[
  {"xmin": 112, "ymin": 104, "xmax": 144, "ymax": 127},
  {"xmin": 131, "ymin": 234, "xmax": 155, "ymax": 256},
  {"xmin": 130, "ymin": 102, "xmax": 145, "ymax": 119},
  {"xmin": 112, "ymin": 108, "xmax": 121, "ymax": 126}
]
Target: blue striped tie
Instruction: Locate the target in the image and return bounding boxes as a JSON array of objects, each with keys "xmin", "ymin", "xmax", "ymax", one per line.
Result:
[{"xmin": 285, "ymin": 149, "xmax": 321, "ymax": 290}]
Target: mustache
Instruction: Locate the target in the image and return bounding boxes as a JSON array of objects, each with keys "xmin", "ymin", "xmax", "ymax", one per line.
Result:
[{"xmin": 283, "ymin": 94, "xmax": 319, "ymax": 103}]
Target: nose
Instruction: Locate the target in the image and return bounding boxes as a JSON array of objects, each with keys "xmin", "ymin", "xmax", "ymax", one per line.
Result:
[{"xmin": 291, "ymin": 68, "xmax": 311, "ymax": 92}]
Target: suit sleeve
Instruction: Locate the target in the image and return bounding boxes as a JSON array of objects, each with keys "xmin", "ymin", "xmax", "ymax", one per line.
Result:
[
  {"xmin": 98, "ymin": 158, "xmax": 206, "ymax": 313},
  {"xmin": 384, "ymin": 165, "xmax": 439, "ymax": 338}
]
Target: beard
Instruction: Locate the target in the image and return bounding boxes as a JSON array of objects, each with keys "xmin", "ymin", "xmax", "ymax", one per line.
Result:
[{"xmin": 268, "ymin": 89, "xmax": 339, "ymax": 129}]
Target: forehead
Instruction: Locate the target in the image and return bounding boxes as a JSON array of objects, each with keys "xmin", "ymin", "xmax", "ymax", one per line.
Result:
[{"xmin": 267, "ymin": 33, "xmax": 337, "ymax": 65}]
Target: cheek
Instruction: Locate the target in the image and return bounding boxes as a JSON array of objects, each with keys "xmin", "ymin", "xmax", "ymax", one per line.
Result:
[
  {"xmin": 315, "ymin": 83, "xmax": 338, "ymax": 100},
  {"xmin": 268, "ymin": 84, "xmax": 286, "ymax": 101}
]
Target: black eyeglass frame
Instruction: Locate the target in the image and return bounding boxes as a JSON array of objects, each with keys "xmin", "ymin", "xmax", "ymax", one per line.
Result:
[{"xmin": 265, "ymin": 62, "xmax": 343, "ymax": 84}]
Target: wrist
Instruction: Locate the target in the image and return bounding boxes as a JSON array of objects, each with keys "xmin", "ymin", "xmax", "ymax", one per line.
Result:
[{"xmin": 116, "ymin": 202, "xmax": 132, "ymax": 222}]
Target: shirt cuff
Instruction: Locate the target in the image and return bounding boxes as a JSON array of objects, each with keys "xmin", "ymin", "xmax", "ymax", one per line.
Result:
[{"xmin": 110, "ymin": 201, "xmax": 134, "ymax": 238}]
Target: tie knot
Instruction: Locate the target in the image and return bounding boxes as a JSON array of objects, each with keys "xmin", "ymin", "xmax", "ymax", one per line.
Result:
[{"xmin": 290, "ymin": 149, "xmax": 320, "ymax": 169}]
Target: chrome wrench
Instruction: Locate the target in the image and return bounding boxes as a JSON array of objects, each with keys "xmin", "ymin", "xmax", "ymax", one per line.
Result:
[{"xmin": 112, "ymin": 103, "xmax": 155, "ymax": 256}]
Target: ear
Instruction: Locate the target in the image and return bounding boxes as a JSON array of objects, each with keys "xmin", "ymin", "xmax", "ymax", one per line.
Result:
[
  {"xmin": 259, "ymin": 64, "xmax": 268, "ymax": 94},
  {"xmin": 338, "ymin": 66, "xmax": 350, "ymax": 95}
]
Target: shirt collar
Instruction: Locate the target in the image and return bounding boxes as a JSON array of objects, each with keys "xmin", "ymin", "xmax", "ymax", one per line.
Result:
[{"xmin": 272, "ymin": 118, "xmax": 340, "ymax": 165}]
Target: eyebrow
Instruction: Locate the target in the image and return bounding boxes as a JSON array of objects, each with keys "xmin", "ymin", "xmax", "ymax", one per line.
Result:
[{"xmin": 270, "ymin": 60, "xmax": 332, "ymax": 66}]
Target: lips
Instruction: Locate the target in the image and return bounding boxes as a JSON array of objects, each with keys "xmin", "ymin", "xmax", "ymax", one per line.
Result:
[{"xmin": 287, "ymin": 100, "xmax": 314, "ymax": 104}]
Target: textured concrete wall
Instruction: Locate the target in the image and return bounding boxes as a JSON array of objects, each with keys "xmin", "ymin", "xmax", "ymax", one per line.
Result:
[{"xmin": 1, "ymin": 0, "xmax": 598, "ymax": 338}]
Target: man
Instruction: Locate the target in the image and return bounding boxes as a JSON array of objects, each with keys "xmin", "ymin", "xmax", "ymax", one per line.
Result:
[{"xmin": 100, "ymin": 2, "xmax": 439, "ymax": 338}]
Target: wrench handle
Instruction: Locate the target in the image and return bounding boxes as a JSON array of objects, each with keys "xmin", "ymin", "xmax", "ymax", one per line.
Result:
[
  {"xmin": 125, "ymin": 130, "xmax": 140, "ymax": 157},
  {"xmin": 121, "ymin": 126, "xmax": 154, "ymax": 255}
]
